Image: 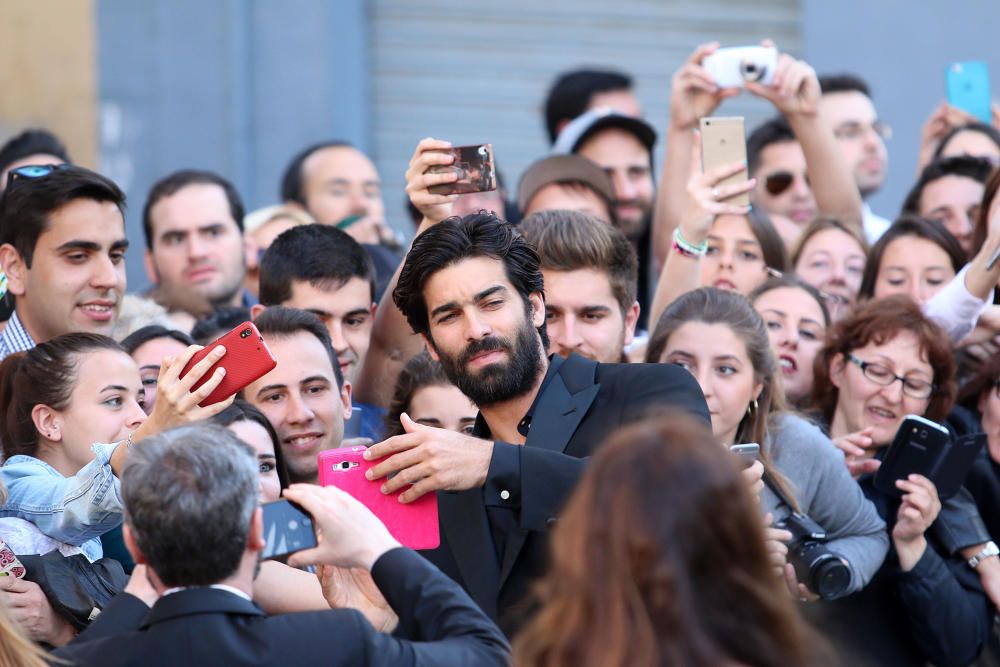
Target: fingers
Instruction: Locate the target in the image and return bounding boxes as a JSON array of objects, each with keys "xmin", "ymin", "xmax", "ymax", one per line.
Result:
[
  {"xmin": 174, "ymin": 345, "xmax": 226, "ymax": 394},
  {"xmin": 363, "ymin": 432, "xmax": 422, "ymax": 462},
  {"xmin": 370, "ymin": 450, "xmax": 428, "ymax": 488},
  {"xmin": 158, "ymin": 345, "xmax": 204, "ymax": 387},
  {"xmin": 701, "ymin": 158, "xmax": 749, "ymax": 184},
  {"xmin": 0, "ymin": 575, "xmax": 29, "ymax": 593},
  {"xmin": 846, "ymin": 458, "xmax": 881, "ymax": 479},
  {"xmin": 687, "ymin": 41, "xmax": 720, "ymax": 66},
  {"xmin": 783, "ymin": 563, "xmax": 801, "ymax": 598}
]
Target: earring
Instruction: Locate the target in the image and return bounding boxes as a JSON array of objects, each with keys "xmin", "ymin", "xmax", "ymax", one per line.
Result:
[{"xmin": 746, "ymin": 399, "xmax": 759, "ymax": 417}]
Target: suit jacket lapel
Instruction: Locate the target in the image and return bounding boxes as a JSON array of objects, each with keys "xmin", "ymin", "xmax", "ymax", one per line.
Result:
[
  {"xmin": 438, "ymin": 489, "xmax": 501, "ymax": 621},
  {"xmin": 499, "ymin": 355, "xmax": 600, "ymax": 587}
]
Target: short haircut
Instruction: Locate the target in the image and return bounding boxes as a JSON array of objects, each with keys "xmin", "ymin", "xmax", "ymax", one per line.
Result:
[
  {"xmin": 544, "ymin": 69, "xmax": 633, "ymax": 144},
  {"xmin": 0, "ymin": 165, "xmax": 125, "ymax": 267},
  {"xmin": 858, "ymin": 215, "xmax": 966, "ymax": 300},
  {"xmin": 120, "ymin": 325, "xmax": 195, "ymax": 355},
  {"xmin": 900, "ymin": 155, "xmax": 994, "ymax": 216},
  {"xmin": 810, "ymin": 295, "xmax": 956, "ymax": 424},
  {"xmin": 933, "ymin": 122, "xmax": 1000, "ymax": 163},
  {"xmin": 747, "ymin": 116, "xmax": 796, "ymax": 177},
  {"xmin": 279, "ymin": 140, "xmax": 353, "ymax": 205},
  {"xmin": 122, "ymin": 424, "xmax": 258, "ymax": 587},
  {"xmin": 259, "ymin": 224, "xmax": 375, "ymax": 305},
  {"xmin": 253, "ymin": 306, "xmax": 344, "ymax": 388},
  {"xmin": 393, "ymin": 212, "xmax": 545, "ymax": 338},
  {"xmin": 0, "ymin": 129, "xmax": 70, "ymax": 173},
  {"xmin": 519, "ymin": 209, "xmax": 637, "ymax": 315},
  {"xmin": 818, "ymin": 74, "xmax": 872, "ymax": 98},
  {"xmin": 142, "ymin": 169, "xmax": 245, "ymax": 251},
  {"xmin": 190, "ymin": 306, "xmax": 253, "ymax": 346}
]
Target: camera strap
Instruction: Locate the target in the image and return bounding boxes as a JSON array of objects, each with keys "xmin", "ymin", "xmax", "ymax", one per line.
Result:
[{"xmin": 761, "ymin": 470, "xmax": 798, "ymax": 513}]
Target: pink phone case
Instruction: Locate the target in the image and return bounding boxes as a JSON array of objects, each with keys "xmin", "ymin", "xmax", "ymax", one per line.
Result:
[{"xmin": 318, "ymin": 446, "xmax": 440, "ymax": 550}]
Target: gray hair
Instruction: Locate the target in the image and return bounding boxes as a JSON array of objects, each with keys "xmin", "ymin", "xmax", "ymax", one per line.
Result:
[{"xmin": 122, "ymin": 424, "xmax": 258, "ymax": 587}]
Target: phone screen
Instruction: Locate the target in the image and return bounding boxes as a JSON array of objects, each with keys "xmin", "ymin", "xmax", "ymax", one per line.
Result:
[{"xmin": 260, "ymin": 499, "xmax": 317, "ymax": 562}]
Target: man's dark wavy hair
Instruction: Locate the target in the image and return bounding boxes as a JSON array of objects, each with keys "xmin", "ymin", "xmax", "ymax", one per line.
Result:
[{"xmin": 393, "ymin": 212, "xmax": 546, "ymax": 342}]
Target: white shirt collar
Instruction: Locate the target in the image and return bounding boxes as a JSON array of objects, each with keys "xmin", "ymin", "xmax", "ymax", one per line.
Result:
[{"xmin": 161, "ymin": 584, "xmax": 252, "ymax": 602}]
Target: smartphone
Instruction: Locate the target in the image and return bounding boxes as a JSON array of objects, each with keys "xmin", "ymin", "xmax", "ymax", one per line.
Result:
[
  {"xmin": 730, "ymin": 443, "xmax": 760, "ymax": 469},
  {"xmin": 700, "ymin": 117, "xmax": 749, "ymax": 206},
  {"xmin": 427, "ymin": 144, "xmax": 497, "ymax": 196},
  {"xmin": 932, "ymin": 432, "xmax": 986, "ymax": 500},
  {"xmin": 946, "ymin": 61, "xmax": 991, "ymax": 123},
  {"xmin": 178, "ymin": 322, "xmax": 277, "ymax": 407},
  {"xmin": 0, "ymin": 539, "xmax": 26, "ymax": 578},
  {"xmin": 318, "ymin": 446, "xmax": 440, "ymax": 550},
  {"xmin": 703, "ymin": 46, "xmax": 778, "ymax": 89},
  {"xmin": 260, "ymin": 499, "xmax": 317, "ymax": 563},
  {"xmin": 873, "ymin": 415, "xmax": 951, "ymax": 497}
]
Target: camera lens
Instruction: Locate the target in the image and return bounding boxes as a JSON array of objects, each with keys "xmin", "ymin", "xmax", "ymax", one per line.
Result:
[
  {"xmin": 812, "ymin": 556, "xmax": 852, "ymax": 600},
  {"xmin": 240, "ymin": 328, "xmax": 252, "ymax": 338},
  {"xmin": 340, "ymin": 461, "xmax": 350, "ymax": 470}
]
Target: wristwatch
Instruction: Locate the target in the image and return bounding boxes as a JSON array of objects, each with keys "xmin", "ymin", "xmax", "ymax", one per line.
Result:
[{"xmin": 968, "ymin": 541, "xmax": 1000, "ymax": 569}]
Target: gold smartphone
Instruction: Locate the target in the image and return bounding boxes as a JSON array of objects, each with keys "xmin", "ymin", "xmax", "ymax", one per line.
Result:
[{"xmin": 699, "ymin": 116, "xmax": 749, "ymax": 206}]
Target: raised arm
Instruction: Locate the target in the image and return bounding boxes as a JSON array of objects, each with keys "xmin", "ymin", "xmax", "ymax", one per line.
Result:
[{"xmin": 355, "ymin": 139, "xmax": 460, "ymax": 409}]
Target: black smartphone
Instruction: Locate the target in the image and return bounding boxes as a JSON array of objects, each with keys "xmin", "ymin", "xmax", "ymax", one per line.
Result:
[
  {"xmin": 873, "ymin": 415, "xmax": 950, "ymax": 497},
  {"xmin": 933, "ymin": 432, "xmax": 987, "ymax": 500},
  {"xmin": 260, "ymin": 499, "xmax": 317, "ymax": 563}
]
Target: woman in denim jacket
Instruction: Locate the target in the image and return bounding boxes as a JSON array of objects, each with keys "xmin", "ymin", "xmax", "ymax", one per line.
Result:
[{"xmin": 0, "ymin": 333, "xmax": 233, "ymax": 561}]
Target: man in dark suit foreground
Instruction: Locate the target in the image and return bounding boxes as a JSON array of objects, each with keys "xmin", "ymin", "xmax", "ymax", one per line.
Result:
[
  {"xmin": 364, "ymin": 211, "xmax": 709, "ymax": 634},
  {"xmin": 54, "ymin": 424, "xmax": 509, "ymax": 667}
]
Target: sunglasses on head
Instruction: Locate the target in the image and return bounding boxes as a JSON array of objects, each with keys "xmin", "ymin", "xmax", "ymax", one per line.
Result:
[
  {"xmin": 763, "ymin": 170, "xmax": 809, "ymax": 196},
  {"xmin": 5, "ymin": 163, "xmax": 70, "ymax": 190}
]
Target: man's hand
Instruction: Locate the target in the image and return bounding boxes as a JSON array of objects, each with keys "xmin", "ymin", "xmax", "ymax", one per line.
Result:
[
  {"xmin": 916, "ymin": 102, "xmax": 978, "ymax": 171},
  {"xmin": 0, "ymin": 575, "xmax": 77, "ymax": 646},
  {"xmin": 318, "ymin": 564, "xmax": 398, "ymax": 633},
  {"xmin": 363, "ymin": 413, "xmax": 495, "ymax": 503},
  {"xmin": 405, "ymin": 138, "xmax": 460, "ymax": 225},
  {"xmin": 284, "ymin": 484, "xmax": 400, "ymax": 571},
  {"xmin": 832, "ymin": 427, "xmax": 881, "ymax": 479},
  {"xmin": 668, "ymin": 42, "xmax": 740, "ymax": 132},
  {"xmin": 745, "ymin": 44, "xmax": 820, "ymax": 118}
]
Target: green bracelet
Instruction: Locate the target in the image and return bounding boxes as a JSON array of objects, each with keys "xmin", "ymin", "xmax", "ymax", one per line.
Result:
[{"xmin": 673, "ymin": 228, "xmax": 708, "ymax": 257}]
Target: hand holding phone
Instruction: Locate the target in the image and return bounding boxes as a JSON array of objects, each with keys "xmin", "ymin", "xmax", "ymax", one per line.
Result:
[
  {"xmin": 282, "ymin": 484, "xmax": 401, "ymax": 571},
  {"xmin": 178, "ymin": 322, "xmax": 277, "ymax": 408},
  {"xmin": 946, "ymin": 61, "xmax": 992, "ymax": 123},
  {"xmin": 260, "ymin": 499, "xmax": 318, "ymax": 563},
  {"xmin": 427, "ymin": 144, "xmax": 497, "ymax": 196},
  {"xmin": 703, "ymin": 46, "xmax": 778, "ymax": 89},
  {"xmin": 699, "ymin": 117, "xmax": 751, "ymax": 207}
]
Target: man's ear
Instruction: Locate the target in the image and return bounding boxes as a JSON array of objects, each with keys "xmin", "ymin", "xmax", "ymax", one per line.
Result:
[
  {"xmin": 0, "ymin": 244, "xmax": 27, "ymax": 297},
  {"xmin": 250, "ymin": 303, "xmax": 267, "ymax": 320},
  {"xmin": 623, "ymin": 301, "xmax": 640, "ymax": 346},
  {"xmin": 123, "ymin": 524, "xmax": 147, "ymax": 565},
  {"xmin": 30, "ymin": 404, "xmax": 63, "ymax": 443},
  {"xmin": 340, "ymin": 379, "xmax": 353, "ymax": 420},
  {"xmin": 143, "ymin": 250, "xmax": 160, "ymax": 286},
  {"xmin": 529, "ymin": 292, "xmax": 545, "ymax": 329},
  {"xmin": 828, "ymin": 353, "xmax": 846, "ymax": 389},
  {"xmin": 421, "ymin": 334, "xmax": 439, "ymax": 361},
  {"xmin": 243, "ymin": 235, "xmax": 259, "ymax": 271},
  {"xmin": 247, "ymin": 507, "xmax": 265, "ymax": 554}
]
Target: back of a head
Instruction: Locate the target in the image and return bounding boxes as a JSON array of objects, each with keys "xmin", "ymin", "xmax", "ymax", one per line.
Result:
[
  {"xmin": 818, "ymin": 73, "xmax": 872, "ymax": 97},
  {"xmin": 514, "ymin": 413, "xmax": 819, "ymax": 667},
  {"xmin": 253, "ymin": 306, "xmax": 343, "ymax": 389},
  {"xmin": 520, "ymin": 209, "xmax": 637, "ymax": 313},
  {"xmin": 747, "ymin": 116, "xmax": 796, "ymax": 177},
  {"xmin": 544, "ymin": 68, "xmax": 633, "ymax": 144},
  {"xmin": 258, "ymin": 223, "xmax": 375, "ymax": 306},
  {"xmin": 122, "ymin": 423, "xmax": 258, "ymax": 587},
  {"xmin": 0, "ymin": 165, "xmax": 125, "ymax": 266},
  {"xmin": 141, "ymin": 169, "xmax": 245, "ymax": 251},
  {"xmin": 0, "ymin": 129, "xmax": 70, "ymax": 174},
  {"xmin": 393, "ymin": 212, "xmax": 543, "ymax": 337}
]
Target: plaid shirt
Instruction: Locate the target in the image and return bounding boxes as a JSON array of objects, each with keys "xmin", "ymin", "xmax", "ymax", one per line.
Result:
[{"xmin": 0, "ymin": 311, "xmax": 36, "ymax": 362}]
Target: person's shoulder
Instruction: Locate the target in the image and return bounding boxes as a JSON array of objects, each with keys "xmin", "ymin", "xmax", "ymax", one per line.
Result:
[{"xmin": 769, "ymin": 412, "xmax": 841, "ymax": 462}]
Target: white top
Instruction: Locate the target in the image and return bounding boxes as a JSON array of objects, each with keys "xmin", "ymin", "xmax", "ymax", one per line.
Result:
[
  {"xmin": 924, "ymin": 265, "xmax": 992, "ymax": 342},
  {"xmin": 862, "ymin": 203, "xmax": 893, "ymax": 244},
  {"xmin": 0, "ymin": 517, "xmax": 86, "ymax": 559}
]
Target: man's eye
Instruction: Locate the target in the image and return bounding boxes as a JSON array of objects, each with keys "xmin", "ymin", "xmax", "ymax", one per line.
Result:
[
  {"xmin": 461, "ymin": 425, "xmax": 476, "ymax": 436},
  {"xmin": 66, "ymin": 253, "xmax": 87, "ymax": 263}
]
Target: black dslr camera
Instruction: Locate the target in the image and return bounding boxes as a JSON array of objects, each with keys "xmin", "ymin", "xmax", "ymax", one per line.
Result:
[{"xmin": 774, "ymin": 513, "xmax": 852, "ymax": 600}]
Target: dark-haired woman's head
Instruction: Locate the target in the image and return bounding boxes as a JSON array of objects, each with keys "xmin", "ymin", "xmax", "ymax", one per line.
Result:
[
  {"xmin": 647, "ymin": 287, "xmax": 782, "ymax": 447},
  {"xmin": 699, "ymin": 210, "xmax": 788, "ymax": 296},
  {"xmin": 858, "ymin": 215, "xmax": 965, "ymax": 306},
  {"xmin": 811, "ymin": 295, "xmax": 955, "ymax": 446},
  {"xmin": 513, "ymin": 413, "xmax": 821, "ymax": 667},
  {"xmin": 933, "ymin": 122, "xmax": 1000, "ymax": 165},
  {"xmin": 383, "ymin": 352, "xmax": 478, "ymax": 439},
  {"xmin": 393, "ymin": 213, "xmax": 548, "ymax": 407},
  {"xmin": 750, "ymin": 276, "xmax": 829, "ymax": 405},
  {"xmin": 791, "ymin": 217, "xmax": 868, "ymax": 321},
  {"xmin": 208, "ymin": 399, "xmax": 289, "ymax": 502},
  {"xmin": 0, "ymin": 333, "xmax": 146, "ymax": 474},
  {"xmin": 120, "ymin": 325, "xmax": 195, "ymax": 413}
]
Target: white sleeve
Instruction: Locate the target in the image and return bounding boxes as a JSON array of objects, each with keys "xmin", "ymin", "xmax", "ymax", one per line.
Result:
[{"xmin": 923, "ymin": 265, "xmax": 991, "ymax": 342}]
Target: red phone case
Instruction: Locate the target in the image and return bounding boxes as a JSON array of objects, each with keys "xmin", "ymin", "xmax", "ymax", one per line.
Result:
[
  {"xmin": 318, "ymin": 446, "xmax": 440, "ymax": 550},
  {"xmin": 179, "ymin": 322, "xmax": 277, "ymax": 407}
]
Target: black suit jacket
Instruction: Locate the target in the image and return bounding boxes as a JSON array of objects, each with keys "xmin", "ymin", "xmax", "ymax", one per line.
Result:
[
  {"xmin": 54, "ymin": 548, "xmax": 509, "ymax": 667},
  {"xmin": 422, "ymin": 353, "xmax": 709, "ymax": 636}
]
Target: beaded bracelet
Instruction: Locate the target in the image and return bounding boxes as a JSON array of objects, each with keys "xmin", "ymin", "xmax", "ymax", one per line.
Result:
[{"xmin": 672, "ymin": 227, "xmax": 708, "ymax": 258}]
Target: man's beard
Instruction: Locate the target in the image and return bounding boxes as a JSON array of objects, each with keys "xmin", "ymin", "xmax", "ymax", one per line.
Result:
[
  {"xmin": 614, "ymin": 200, "xmax": 652, "ymax": 241},
  {"xmin": 433, "ymin": 317, "xmax": 544, "ymax": 407}
]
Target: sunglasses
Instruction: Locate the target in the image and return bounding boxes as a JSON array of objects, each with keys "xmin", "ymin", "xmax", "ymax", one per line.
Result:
[
  {"xmin": 763, "ymin": 170, "xmax": 810, "ymax": 196},
  {"xmin": 5, "ymin": 163, "xmax": 70, "ymax": 190}
]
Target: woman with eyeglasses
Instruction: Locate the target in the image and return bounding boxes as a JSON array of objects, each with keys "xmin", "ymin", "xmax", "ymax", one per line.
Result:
[
  {"xmin": 790, "ymin": 217, "xmax": 868, "ymax": 322},
  {"xmin": 807, "ymin": 295, "xmax": 994, "ymax": 666}
]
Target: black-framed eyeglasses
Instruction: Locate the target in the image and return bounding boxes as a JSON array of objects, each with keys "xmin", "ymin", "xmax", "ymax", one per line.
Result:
[
  {"xmin": 847, "ymin": 354, "xmax": 936, "ymax": 399},
  {"xmin": 5, "ymin": 163, "xmax": 70, "ymax": 190},
  {"xmin": 764, "ymin": 170, "xmax": 810, "ymax": 196}
]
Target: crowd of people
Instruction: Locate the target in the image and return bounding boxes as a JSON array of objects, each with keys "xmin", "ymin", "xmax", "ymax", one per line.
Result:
[{"xmin": 0, "ymin": 38, "xmax": 999, "ymax": 666}]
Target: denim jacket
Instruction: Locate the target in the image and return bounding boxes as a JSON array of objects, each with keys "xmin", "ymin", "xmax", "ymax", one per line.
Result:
[{"xmin": 0, "ymin": 443, "xmax": 123, "ymax": 562}]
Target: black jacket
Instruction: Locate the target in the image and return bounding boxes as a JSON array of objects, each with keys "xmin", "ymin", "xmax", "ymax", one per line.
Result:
[
  {"xmin": 53, "ymin": 548, "xmax": 509, "ymax": 667},
  {"xmin": 421, "ymin": 353, "xmax": 709, "ymax": 636}
]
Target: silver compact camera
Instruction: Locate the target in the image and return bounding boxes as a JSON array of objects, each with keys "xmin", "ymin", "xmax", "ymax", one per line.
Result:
[{"xmin": 704, "ymin": 46, "xmax": 778, "ymax": 88}]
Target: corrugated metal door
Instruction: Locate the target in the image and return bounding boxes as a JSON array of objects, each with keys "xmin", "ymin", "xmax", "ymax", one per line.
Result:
[{"xmin": 370, "ymin": 0, "xmax": 802, "ymax": 233}]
